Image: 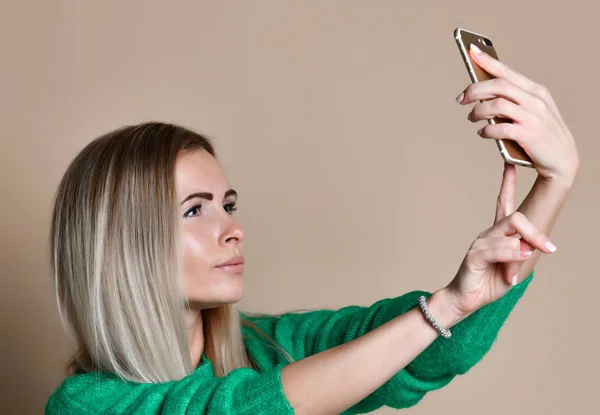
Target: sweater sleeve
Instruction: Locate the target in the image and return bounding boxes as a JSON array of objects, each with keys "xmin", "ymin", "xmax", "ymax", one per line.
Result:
[
  {"xmin": 45, "ymin": 363, "xmax": 294, "ymax": 415},
  {"xmin": 243, "ymin": 270, "xmax": 534, "ymax": 414}
]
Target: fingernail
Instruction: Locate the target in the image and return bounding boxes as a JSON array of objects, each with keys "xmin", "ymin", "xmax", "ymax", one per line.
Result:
[
  {"xmin": 477, "ymin": 128, "xmax": 483, "ymax": 136},
  {"xmin": 470, "ymin": 43, "xmax": 482, "ymax": 54},
  {"xmin": 512, "ymin": 274, "xmax": 518, "ymax": 286},
  {"xmin": 456, "ymin": 92, "xmax": 464, "ymax": 103},
  {"xmin": 544, "ymin": 240, "xmax": 557, "ymax": 253},
  {"xmin": 522, "ymin": 250, "xmax": 533, "ymax": 256}
]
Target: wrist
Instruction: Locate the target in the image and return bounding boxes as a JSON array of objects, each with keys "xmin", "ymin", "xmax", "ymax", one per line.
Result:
[
  {"xmin": 537, "ymin": 174, "xmax": 577, "ymax": 193},
  {"xmin": 539, "ymin": 162, "xmax": 580, "ymax": 190},
  {"xmin": 426, "ymin": 288, "xmax": 471, "ymax": 329}
]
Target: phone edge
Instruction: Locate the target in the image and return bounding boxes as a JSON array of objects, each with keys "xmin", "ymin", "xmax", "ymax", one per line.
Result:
[{"xmin": 454, "ymin": 28, "xmax": 534, "ymax": 168}]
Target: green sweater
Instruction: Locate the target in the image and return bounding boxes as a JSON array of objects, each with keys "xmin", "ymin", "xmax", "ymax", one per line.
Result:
[{"xmin": 45, "ymin": 271, "xmax": 533, "ymax": 414}]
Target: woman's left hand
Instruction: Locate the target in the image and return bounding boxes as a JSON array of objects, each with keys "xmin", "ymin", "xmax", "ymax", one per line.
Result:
[{"xmin": 456, "ymin": 44, "xmax": 580, "ymax": 186}]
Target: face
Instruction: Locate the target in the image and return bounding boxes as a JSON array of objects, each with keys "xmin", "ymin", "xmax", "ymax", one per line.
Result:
[{"xmin": 176, "ymin": 149, "xmax": 245, "ymax": 309}]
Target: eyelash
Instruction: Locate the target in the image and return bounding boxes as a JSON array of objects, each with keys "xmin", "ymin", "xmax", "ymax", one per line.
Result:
[{"xmin": 184, "ymin": 202, "xmax": 238, "ymax": 218}]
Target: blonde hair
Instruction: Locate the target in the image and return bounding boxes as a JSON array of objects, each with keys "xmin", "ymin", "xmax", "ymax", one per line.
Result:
[{"xmin": 50, "ymin": 122, "xmax": 292, "ymax": 383}]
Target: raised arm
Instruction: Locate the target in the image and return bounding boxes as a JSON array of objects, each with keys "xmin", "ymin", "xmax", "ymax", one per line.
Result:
[
  {"xmin": 244, "ymin": 162, "xmax": 553, "ymax": 414},
  {"xmin": 457, "ymin": 43, "xmax": 579, "ymax": 284}
]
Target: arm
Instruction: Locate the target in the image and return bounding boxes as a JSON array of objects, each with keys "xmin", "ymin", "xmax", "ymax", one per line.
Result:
[
  {"xmin": 274, "ymin": 43, "xmax": 579, "ymax": 415},
  {"xmin": 288, "ymin": 156, "xmax": 575, "ymax": 413},
  {"xmin": 47, "ymin": 290, "xmax": 464, "ymax": 415},
  {"xmin": 280, "ymin": 288, "xmax": 465, "ymax": 415},
  {"xmin": 458, "ymin": 43, "xmax": 580, "ymax": 283},
  {"xmin": 516, "ymin": 176, "xmax": 574, "ymax": 281},
  {"xmin": 243, "ymin": 270, "xmax": 533, "ymax": 415},
  {"xmin": 46, "ymin": 363, "xmax": 295, "ymax": 415},
  {"xmin": 47, "ymin": 185, "xmax": 549, "ymax": 415}
]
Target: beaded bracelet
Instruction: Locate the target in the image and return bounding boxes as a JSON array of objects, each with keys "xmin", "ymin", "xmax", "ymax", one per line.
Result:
[{"xmin": 417, "ymin": 295, "xmax": 452, "ymax": 339}]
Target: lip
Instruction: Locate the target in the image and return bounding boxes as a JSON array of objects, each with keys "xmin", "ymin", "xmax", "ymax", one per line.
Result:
[{"xmin": 215, "ymin": 256, "xmax": 244, "ymax": 274}]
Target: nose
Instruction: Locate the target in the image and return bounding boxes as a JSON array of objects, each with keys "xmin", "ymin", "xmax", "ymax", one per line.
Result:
[{"xmin": 219, "ymin": 218, "xmax": 245, "ymax": 247}]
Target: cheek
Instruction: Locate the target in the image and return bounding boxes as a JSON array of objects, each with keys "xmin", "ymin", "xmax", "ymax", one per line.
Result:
[{"xmin": 181, "ymin": 226, "xmax": 213, "ymax": 280}]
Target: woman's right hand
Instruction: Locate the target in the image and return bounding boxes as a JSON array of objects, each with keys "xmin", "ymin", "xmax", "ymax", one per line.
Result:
[{"xmin": 444, "ymin": 163, "xmax": 557, "ymax": 318}]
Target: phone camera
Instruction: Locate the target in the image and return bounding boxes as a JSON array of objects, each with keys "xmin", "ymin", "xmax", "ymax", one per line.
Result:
[{"xmin": 482, "ymin": 38, "xmax": 493, "ymax": 47}]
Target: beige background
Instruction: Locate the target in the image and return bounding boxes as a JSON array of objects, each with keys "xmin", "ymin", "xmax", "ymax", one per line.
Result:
[{"xmin": 1, "ymin": 1, "xmax": 598, "ymax": 414}]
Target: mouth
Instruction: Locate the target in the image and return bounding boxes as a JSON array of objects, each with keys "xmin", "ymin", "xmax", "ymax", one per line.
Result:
[{"xmin": 215, "ymin": 256, "xmax": 244, "ymax": 274}]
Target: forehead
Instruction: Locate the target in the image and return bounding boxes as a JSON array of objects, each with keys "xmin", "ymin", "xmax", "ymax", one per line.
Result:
[{"xmin": 175, "ymin": 149, "xmax": 230, "ymax": 195}]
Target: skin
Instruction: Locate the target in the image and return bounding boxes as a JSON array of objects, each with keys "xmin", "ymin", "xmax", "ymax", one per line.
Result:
[
  {"xmin": 176, "ymin": 44, "xmax": 579, "ymax": 414},
  {"xmin": 447, "ymin": 43, "xmax": 580, "ymax": 314},
  {"xmin": 176, "ymin": 149, "xmax": 245, "ymax": 367}
]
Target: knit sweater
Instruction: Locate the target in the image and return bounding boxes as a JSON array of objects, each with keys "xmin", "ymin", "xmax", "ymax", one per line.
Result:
[{"xmin": 45, "ymin": 271, "xmax": 534, "ymax": 414}]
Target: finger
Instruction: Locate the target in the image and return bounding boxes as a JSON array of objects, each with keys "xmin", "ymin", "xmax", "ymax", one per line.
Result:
[
  {"xmin": 510, "ymin": 239, "xmax": 536, "ymax": 285},
  {"xmin": 477, "ymin": 122, "xmax": 522, "ymax": 142},
  {"xmin": 468, "ymin": 98, "xmax": 531, "ymax": 124},
  {"xmin": 458, "ymin": 78, "xmax": 538, "ymax": 109},
  {"xmin": 468, "ymin": 44, "xmax": 540, "ymax": 97},
  {"xmin": 470, "ymin": 235, "xmax": 526, "ymax": 285},
  {"xmin": 494, "ymin": 163, "xmax": 516, "ymax": 224},
  {"xmin": 484, "ymin": 212, "xmax": 558, "ymax": 254},
  {"xmin": 472, "ymin": 236, "xmax": 523, "ymax": 261},
  {"xmin": 472, "ymin": 235, "xmax": 521, "ymax": 251},
  {"xmin": 477, "ymin": 123, "xmax": 534, "ymax": 158},
  {"xmin": 470, "ymin": 247, "xmax": 533, "ymax": 267},
  {"xmin": 464, "ymin": 45, "xmax": 560, "ymax": 122},
  {"xmin": 504, "ymin": 262, "xmax": 521, "ymax": 286},
  {"xmin": 468, "ymin": 44, "xmax": 561, "ymax": 119}
]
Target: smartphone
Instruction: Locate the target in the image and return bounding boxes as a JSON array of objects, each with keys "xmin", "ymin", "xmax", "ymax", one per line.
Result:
[{"xmin": 454, "ymin": 28, "xmax": 534, "ymax": 168}]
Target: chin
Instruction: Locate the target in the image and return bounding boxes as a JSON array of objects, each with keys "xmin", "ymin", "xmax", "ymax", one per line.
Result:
[
  {"xmin": 186, "ymin": 281, "xmax": 244, "ymax": 309},
  {"xmin": 215, "ymin": 287, "xmax": 244, "ymax": 305}
]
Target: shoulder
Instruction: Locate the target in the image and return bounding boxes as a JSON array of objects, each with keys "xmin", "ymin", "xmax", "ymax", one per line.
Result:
[
  {"xmin": 45, "ymin": 373, "xmax": 99, "ymax": 414},
  {"xmin": 45, "ymin": 371, "xmax": 139, "ymax": 414}
]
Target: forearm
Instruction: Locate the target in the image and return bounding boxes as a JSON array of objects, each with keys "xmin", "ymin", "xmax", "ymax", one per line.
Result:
[
  {"xmin": 516, "ymin": 175, "xmax": 573, "ymax": 279},
  {"xmin": 280, "ymin": 288, "xmax": 464, "ymax": 415}
]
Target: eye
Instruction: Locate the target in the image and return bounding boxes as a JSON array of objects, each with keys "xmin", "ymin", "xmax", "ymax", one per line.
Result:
[
  {"xmin": 184, "ymin": 204, "xmax": 202, "ymax": 218},
  {"xmin": 224, "ymin": 202, "xmax": 238, "ymax": 214}
]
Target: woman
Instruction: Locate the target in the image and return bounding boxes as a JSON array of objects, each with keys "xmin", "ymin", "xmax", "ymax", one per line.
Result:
[{"xmin": 45, "ymin": 45, "xmax": 579, "ymax": 414}]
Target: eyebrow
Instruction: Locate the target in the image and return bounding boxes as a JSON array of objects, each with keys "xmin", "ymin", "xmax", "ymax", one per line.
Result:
[{"xmin": 180, "ymin": 189, "xmax": 238, "ymax": 205}]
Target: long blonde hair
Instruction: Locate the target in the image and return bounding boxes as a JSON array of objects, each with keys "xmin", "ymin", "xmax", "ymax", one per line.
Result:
[{"xmin": 50, "ymin": 122, "xmax": 292, "ymax": 383}]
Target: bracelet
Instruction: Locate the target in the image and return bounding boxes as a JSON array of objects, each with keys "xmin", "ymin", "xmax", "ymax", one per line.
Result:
[{"xmin": 417, "ymin": 296, "xmax": 452, "ymax": 339}]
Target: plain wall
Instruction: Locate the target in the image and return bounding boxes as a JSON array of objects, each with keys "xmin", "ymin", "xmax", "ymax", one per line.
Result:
[{"xmin": 1, "ymin": 1, "xmax": 598, "ymax": 413}]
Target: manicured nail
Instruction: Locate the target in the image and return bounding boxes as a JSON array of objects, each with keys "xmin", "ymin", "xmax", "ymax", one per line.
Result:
[
  {"xmin": 522, "ymin": 250, "xmax": 533, "ymax": 256},
  {"xmin": 512, "ymin": 274, "xmax": 518, "ymax": 286},
  {"xmin": 456, "ymin": 92, "xmax": 464, "ymax": 103},
  {"xmin": 544, "ymin": 240, "xmax": 557, "ymax": 253},
  {"xmin": 470, "ymin": 43, "xmax": 482, "ymax": 54}
]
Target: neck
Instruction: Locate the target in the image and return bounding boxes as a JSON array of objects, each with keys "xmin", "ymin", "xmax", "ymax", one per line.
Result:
[{"xmin": 185, "ymin": 309, "xmax": 205, "ymax": 368}]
